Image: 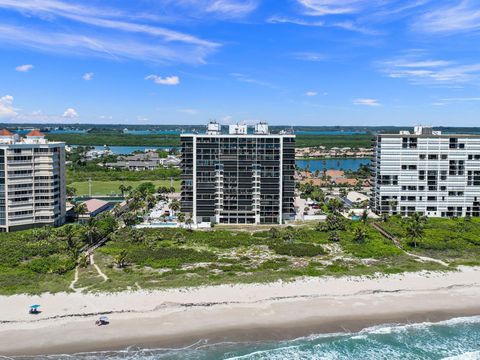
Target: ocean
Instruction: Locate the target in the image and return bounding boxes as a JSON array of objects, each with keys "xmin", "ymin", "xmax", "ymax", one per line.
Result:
[{"xmin": 10, "ymin": 316, "xmax": 480, "ymax": 360}]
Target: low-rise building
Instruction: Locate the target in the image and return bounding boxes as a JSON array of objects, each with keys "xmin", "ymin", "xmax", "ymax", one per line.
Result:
[
  {"xmin": 79, "ymin": 198, "xmax": 112, "ymax": 219},
  {"xmin": 104, "ymin": 151, "xmax": 180, "ymax": 171}
]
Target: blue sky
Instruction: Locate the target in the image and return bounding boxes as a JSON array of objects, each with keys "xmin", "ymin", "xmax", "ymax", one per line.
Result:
[{"xmin": 1, "ymin": 0, "xmax": 480, "ymax": 126}]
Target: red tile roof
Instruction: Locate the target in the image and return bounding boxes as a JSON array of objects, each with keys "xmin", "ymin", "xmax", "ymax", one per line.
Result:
[
  {"xmin": 26, "ymin": 129, "xmax": 45, "ymax": 137},
  {"xmin": 0, "ymin": 129, "xmax": 13, "ymax": 136}
]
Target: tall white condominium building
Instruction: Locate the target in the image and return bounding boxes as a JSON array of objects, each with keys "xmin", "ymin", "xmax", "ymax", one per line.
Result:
[
  {"xmin": 181, "ymin": 122, "xmax": 296, "ymax": 225},
  {"xmin": 372, "ymin": 126, "xmax": 480, "ymax": 218},
  {"xmin": 0, "ymin": 129, "xmax": 66, "ymax": 232}
]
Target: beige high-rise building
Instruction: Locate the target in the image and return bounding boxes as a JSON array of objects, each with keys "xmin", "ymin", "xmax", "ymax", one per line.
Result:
[{"xmin": 0, "ymin": 129, "xmax": 66, "ymax": 232}]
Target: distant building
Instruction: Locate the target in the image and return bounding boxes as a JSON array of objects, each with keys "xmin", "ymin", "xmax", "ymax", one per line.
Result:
[
  {"xmin": 0, "ymin": 129, "xmax": 66, "ymax": 231},
  {"xmin": 372, "ymin": 126, "xmax": 480, "ymax": 217},
  {"xmin": 181, "ymin": 122, "xmax": 296, "ymax": 225},
  {"xmin": 104, "ymin": 151, "xmax": 180, "ymax": 171}
]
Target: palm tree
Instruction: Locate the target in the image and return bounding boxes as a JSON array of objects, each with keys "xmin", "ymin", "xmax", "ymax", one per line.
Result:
[
  {"xmin": 146, "ymin": 194, "xmax": 156, "ymax": 210},
  {"xmin": 170, "ymin": 199, "xmax": 181, "ymax": 214},
  {"xmin": 177, "ymin": 212, "xmax": 185, "ymax": 224},
  {"xmin": 61, "ymin": 224, "xmax": 81, "ymax": 259},
  {"xmin": 84, "ymin": 219, "xmax": 99, "ymax": 245},
  {"xmin": 352, "ymin": 226, "xmax": 367, "ymax": 243},
  {"xmin": 404, "ymin": 213, "xmax": 427, "ymax": 248},
  {"xmin": 361, "ymin": 209, "xmax": 369, "ymax": 223},
  {"xmin": 327, "ymin": 198, "xmax": 343, "ymax": 214},
  {"xmin": 114, "ymin": 249, "xmax": 128, "ymax": 268},
  {"xmin": 66, "ymin": 185, "xmax": 77, "ymax": 198},
  {"xmin": 119, "ymin": 184, "xmax": 127, "ymax": 196},
  {"xmin": 74, "ymin": 203, "xmax": 88, "ymax": 221}
]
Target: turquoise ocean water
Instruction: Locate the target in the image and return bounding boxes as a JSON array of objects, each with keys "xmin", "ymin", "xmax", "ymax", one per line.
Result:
[{"xmin": 10, "ymin": 316, "xmax": 480, "ymax": 360}]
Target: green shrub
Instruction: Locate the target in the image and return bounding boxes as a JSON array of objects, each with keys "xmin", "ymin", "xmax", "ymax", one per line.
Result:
[{"xmin": 269, "ymin": 243, "xmax": 326, "ymax": 257}]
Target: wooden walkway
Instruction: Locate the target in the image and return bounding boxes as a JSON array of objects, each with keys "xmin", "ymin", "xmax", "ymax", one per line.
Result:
[{"xmin": 371, "ymin": 221, "xmax": 449, "ymax": 267}]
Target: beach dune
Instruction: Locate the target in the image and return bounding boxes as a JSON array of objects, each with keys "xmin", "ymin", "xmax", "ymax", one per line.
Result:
[{"xmin": 1, "ymin": 267, "xmax": 480, "ymax": 356}]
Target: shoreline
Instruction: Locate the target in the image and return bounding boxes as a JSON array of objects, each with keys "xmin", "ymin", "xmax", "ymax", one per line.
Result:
[{"xmin": 1, "ymin": 267, "xmax": 480, "ymax": 356}]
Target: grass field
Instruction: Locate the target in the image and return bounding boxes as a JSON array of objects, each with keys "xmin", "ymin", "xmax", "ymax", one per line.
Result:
[{"xmin": 71, "ymin": 180, "xmax": 181, "ymax": 196}]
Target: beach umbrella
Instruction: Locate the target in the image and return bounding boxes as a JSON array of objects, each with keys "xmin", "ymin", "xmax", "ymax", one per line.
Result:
[
  {"xmin": 99, "ymin": 315, "xmax": 109, "ymax": 322},
  {"xmin": 30, "ymin": 304, "xmax": 40, "ymax": 308}
]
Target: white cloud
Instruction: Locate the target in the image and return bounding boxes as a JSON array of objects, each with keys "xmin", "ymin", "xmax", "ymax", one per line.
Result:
[
  {"xmin": 178, "ymin": 108, "xmax": 199, "ymax": 114},
  {"xmin": 145, "ymin": 75, "xmax": 180, "ymax": 85},
  {"xmin": 379, "ymin": 53, "xmax": 480, "ymax": 85},
  {"xmin": 414, "ymin": 1, "xmax": 480, "ymax": 34},
  {"xmin": 63, "ymin": 108, "xmax": 79, "ymax": 118},
  {"xmin": 15, "ymin": 64, "xmax": 33, "ymax": 72},
  {"xmin": 0, "ymin": 95, "xmax": 17, "ymax": 118},
  {"xmin": 353, "ymin": 98, "xmax": 381, "ymax": 106},
  {"xmin": 82, "ymin": 72, "xmax": 94, "ymax": 80},
  {"xmin": 305, "ymin": 91, "xmax": 318, "ymax": 96},
  {"xmin": 0, "ymin": 0, "xmax": 219, "ymax": 64}
]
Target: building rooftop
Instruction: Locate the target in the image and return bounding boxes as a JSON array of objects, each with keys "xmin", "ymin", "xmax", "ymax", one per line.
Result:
[
  {"xmin": 0, "ymin": 129, "xmax": 13, "ymax": 136},
  {"xmin": 26, "ymin": 129, "xmax": 46, "ymax": 137},
  {"xmin": 0, "ymin": 129, "xmax": 64, "ymax": 145},
  {"xmin": 81, "ymin": 199, "xmax": 110, "ymax": 214},
  {"xmin": 181, "ymin": 121, "xmax": 295, "ymax": 137},
  {"xmin": 380, "ymin": 125, "xmax": 480, "ymax": 138}
]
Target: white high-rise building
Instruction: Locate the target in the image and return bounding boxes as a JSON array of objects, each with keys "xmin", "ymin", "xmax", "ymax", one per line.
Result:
[
  {"xmin": 372, "ymin": 126, "xmax": 480, "ymax": 217},
  {"xmin": 0, "ymin": 129, "xmax": 66, "ymax": 232}
]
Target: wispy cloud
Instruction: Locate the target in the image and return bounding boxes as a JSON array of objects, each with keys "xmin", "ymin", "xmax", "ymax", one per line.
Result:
[
  {"xmin": 82, "ymin": 72, "xmax": 94, "ymax": 81},
  {"xmin": 0, "ymin": 24, "xmax": 214, "ymax": 64},
  {"xmin": 145, "ymin": 75, "xmax": 180, "ymax": 85},
  {"xmin": 206, "ymin": 0, "xmax": 258, "ymax": 18},
  {"xmin": 305, "ymin": 91, "xmax": 317, "ymax": 96},
  {"xmin": 413, "ymin": 1, "xmax": 480, "ymax": 34},
  {"xmin": 379, "ymin": 53, "xmax": 480, "ymax": 86},
  {"xmin": 0, "ymin": 0, "xmax": 219, "ymax": 64},
  {"xmin": 291, "ymin": 52, "xmax": 327, "ymax": 62},
  {"xmin": 230, "ymin": 73, "xmax": 276, "ymax": 88},
  {"xmin": 15, "ymin": 64, "xmax": 34, "ymax": 72},
  {"xmin": 353, "ymin": 98, "xmax": 381, "ymax": 106},
  {"xmin": 0, "ymin": 95, "xmax": 17, "ymax": 118},
  {"xmin": 267, "ymin": 15, "xmax": 324, "ymax": 26},
  {"xmin": 297, "ymin": 0, "xmax": 368, "ymax": 16}
]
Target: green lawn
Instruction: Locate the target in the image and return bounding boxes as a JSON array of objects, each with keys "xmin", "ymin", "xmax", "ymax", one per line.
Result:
[{"xmin": 71, "ymin": 180, "xmax": 181, "ymax": 196}]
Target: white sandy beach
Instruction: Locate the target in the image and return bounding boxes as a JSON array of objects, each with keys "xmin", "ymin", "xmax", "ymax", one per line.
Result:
[{"xmin": 1, "ymin": 267, "xmax": 480, "ymax": 356}]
